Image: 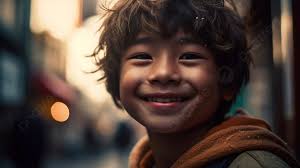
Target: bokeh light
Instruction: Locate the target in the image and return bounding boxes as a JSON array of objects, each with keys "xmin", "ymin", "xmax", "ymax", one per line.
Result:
[{"xmin": 51, "ymin": 101, "xmax": 70, "ymax": 122}]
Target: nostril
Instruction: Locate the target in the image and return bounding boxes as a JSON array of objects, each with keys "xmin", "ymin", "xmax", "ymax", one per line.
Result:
[{"xmin": 148, "ymin": 73, "xmax": 181, "ymax": 85}]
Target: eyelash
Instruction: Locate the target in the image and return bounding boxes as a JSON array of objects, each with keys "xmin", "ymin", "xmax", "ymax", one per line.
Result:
[
  {"xmin": 130, "ymin": 53, "xmax": 152, "ymax": 60},
  {"xmin": 179, "ymin": 52, "xmax": 204, "ymax": 60},
  {"xmin": 128, "ymin": 52, "xmax": 204, "ymax": 61}
]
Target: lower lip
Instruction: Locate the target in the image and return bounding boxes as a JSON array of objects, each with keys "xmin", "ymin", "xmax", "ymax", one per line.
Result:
[
  {"xmin": 143, "ymin": 100, "xmax": 187, "ymax": 114},
  {"xmin": 148, "ymin": 101, "xmax": 180, "ymax": 107}
]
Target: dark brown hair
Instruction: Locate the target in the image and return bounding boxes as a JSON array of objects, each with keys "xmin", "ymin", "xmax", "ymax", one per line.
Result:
[{"xmin": 91, "ymin": 0, "xmax": 252, "ymax": 115}]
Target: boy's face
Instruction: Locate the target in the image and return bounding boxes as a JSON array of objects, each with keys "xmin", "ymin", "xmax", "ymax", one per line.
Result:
[{"xmin": 119, "ymin": 31, "xmax": 221, "ymax": 133}]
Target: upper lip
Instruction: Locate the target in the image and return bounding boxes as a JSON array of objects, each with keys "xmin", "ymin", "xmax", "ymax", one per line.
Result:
[
  {"xmin": 137, "ymin": 85, "xmax": 196, "ymax": 101},
  {"xmin": 138, "ymin": 92, "xmax": 194, "ymax": 102}
]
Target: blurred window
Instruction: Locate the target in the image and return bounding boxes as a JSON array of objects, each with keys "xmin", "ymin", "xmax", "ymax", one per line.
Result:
[
  {"xmin": 0, "ymin": 0, "xmax": 16, "ymax": 30},
  {"xmin": 0, "ymin": 50, "xmax": 25, "ymax": 106}
]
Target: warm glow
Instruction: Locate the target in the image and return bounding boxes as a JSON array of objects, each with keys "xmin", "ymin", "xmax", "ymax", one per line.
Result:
[
  {"xmin": 51, "ymin": 102, "xmax": 70, "ymax": 122},
  {"xmin": 66, "ymin": 16, "xmax": 110, "ymax": 103},
  {"xmin": 30, "ymin": 0, "xmax": 81, "ymax": 40},
  {"xmin": 280, "ymin": 0, "xmax": 294, "ymax": 119},
  {"xmin": 281, "ymin": 10, "xmax": 293, "ymax": 63}
]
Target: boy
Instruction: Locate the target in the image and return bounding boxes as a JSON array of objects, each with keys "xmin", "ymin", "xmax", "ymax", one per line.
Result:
[{"xmin": 92, "ymin": 0, "xmax": 299, "ymax": 167}]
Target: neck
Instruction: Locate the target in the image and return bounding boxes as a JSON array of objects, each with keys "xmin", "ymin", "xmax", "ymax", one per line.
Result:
[{"xmin": 147, "ymin": 124, "xmax": 213, "ymax": 168}]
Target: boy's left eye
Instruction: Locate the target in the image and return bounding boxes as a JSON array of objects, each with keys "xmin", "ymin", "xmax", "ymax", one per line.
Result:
[
  {"xmin": 130, "ymin": 53, "xmax": 152, "ymax": 60},
  {"xmin": 179, "ymin": 53, "xmax": 204, "ymax": 60}
]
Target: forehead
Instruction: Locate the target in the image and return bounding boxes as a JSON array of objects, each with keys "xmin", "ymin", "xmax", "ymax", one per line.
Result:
[{"xmin": 130, "ymin": 31, "xmax": 204, "ymax": 46}]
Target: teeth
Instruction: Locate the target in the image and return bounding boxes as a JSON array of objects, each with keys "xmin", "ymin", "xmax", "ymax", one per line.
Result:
[{"xmin": 147, "ymin": 97, "xmax": 183, "ymax": 103}]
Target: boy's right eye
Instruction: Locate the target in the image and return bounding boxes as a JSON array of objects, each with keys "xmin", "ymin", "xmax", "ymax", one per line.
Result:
[{"xmin": 130, "ymin": 53, "xmax": 152, "ymax": 60}]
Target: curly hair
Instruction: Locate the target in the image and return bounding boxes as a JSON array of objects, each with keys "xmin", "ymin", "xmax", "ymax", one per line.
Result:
[{"xmin": 91, "ymin": 0, "xmax": 252, "ymax": 115}]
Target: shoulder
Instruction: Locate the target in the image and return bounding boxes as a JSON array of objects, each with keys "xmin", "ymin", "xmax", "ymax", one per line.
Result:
[{"xmin": 228, "ymin": 150, "xmax": 291, "ymax": 168}]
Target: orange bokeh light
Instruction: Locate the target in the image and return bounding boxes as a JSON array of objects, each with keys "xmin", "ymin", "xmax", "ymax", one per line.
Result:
[{"xmin": 51, "ymin": 102, "xmax": 70, "ymax": 122}]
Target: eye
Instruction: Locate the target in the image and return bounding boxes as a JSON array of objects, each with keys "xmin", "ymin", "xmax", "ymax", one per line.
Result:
[
  {"xmin": 179, "ymin": 52, "xmax": 204, "ymax": 60},
  {"xmin": 130, "ymin": 53, "xmax": 152, "ymax": 60},
  {"xmin": 127, "ymin": 53, "xmax": 152, "ymax": 65}
]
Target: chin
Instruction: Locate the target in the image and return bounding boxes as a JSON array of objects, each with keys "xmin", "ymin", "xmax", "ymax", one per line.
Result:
[{"xmin": 144, "ymin": 119, "xmax": 189, "ymax": 134}]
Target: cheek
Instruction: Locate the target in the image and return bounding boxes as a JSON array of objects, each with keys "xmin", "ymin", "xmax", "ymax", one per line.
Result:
[
  {"xmin": 119, "ymin": 66, "xmax": 146, "ymax": 122},
  {"xmin": 119, "ymin": 66, "xmax": 146, "ymax": 99},
  {"xmin": 120, "ymin": 69, "xmax": 134, "ymax": 98},
  {"xmin": 184, "ymin": 67, "xmax": 219, "ymax": 90}
]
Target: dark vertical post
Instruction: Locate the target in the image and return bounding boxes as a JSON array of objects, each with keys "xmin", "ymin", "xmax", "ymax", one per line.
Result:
[
  {"xmin": 270, "ymin": 0, "xmax": 287, "ymax": 141},
  {"xmin": 292, "ymin": 0, "xmax": 300, "ymax": 160},
  {"xmin": 15, "ymin": 0, "xmax": 31, "ymax": 107}
]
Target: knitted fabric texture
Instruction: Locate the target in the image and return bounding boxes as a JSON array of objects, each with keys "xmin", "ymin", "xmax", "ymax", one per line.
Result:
[{"xmin": 128, "ymin": 113, "xmax": 299, "ymax": 168}]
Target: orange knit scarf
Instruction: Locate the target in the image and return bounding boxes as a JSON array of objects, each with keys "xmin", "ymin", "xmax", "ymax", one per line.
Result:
[{"xmin": 129, "ymin": 114, "xmax": 299, "ymax": 168}]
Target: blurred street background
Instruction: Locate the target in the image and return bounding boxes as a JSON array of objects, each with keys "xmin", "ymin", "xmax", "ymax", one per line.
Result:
[{"xmin": 0, "ymin": 0, "xmax": 300, "ymax": 167}]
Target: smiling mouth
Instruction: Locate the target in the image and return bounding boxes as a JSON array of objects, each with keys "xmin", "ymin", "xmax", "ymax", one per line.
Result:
[
  {"xmin": 143, "ymin": 97, "xmax": 186, "ymax": 103},
  {"xmin": 139, "ymin": 94, "xmax": 194, "ymax": 103}
]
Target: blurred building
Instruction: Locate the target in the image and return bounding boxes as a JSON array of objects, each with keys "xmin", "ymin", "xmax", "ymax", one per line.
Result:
[
  {"xmin": 0, "ymin": 0, "xmax": 31, "ymax": 163},
  {"xmin": 28, "ymin": 0, "xmax": 123, "ymax": 157},
  {"xmin": 29, "ymin": 0, "xmax": 138, "ymax": 161},
  {"xmin": 0, "ymin": 0, "xmax": 128, "ymax": 164}
]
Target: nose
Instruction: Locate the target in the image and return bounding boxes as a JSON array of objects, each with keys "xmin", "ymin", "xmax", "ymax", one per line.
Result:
[{"xmin": 147, "ymin": 55, "xmax": 181, "ymax": 85}]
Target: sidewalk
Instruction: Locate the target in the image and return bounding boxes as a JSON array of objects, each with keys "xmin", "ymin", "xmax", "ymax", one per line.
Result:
[
  {"xmin": 0, "ymin": 149, "xmax": 129, "ymax": 168},
  {"xmin": 44, "ymin": 149, "xmax": 128, "ymax": 168}
]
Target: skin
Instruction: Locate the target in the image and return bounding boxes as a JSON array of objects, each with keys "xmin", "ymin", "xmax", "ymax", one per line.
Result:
[{"xmin": 119, "ymin": 31, "xmax": 224, "ymax": 168}]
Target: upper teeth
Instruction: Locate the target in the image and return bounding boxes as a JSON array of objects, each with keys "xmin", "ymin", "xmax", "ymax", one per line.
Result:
[{"xmin": 147, "ymin": 98, "xmax": 183, "ymax": 103}]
